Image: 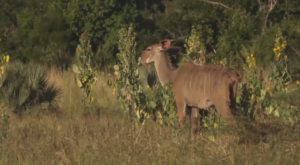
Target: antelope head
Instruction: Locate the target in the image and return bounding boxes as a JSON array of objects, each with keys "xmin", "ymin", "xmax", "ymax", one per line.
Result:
[{"xmin": 140, "ymin": 39, "xmax": 178, "ymax": 66}]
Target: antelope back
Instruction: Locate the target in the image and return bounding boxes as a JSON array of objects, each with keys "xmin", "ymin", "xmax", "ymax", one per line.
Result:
[{"xmin": 175, "ymin": 63, "xmax": 241, "ymax": 108}]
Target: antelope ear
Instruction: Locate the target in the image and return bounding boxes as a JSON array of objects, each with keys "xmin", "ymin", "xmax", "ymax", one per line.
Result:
[{"xmin": 158, "ymin": 39, "xmax": 171, "ymax": 51}]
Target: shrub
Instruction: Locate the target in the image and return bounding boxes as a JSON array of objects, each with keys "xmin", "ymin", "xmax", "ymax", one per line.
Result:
[
  {"xmin": 0, "ymin": 61, "xmax": 61, "ymax": 113},
  {"xmin": 0, "ymin": 53, "xmax": 10, "ymax": 143},
  {"xmin": 107, "ymin": 24, "xmax": 147, "ymax": 126},
  {"xmin": 237, "ymin": 28, "xmax": 299, "ymax": 125},
  {"xmin": 72, "ymin": 30, "xmax": 99, "ymax": 112}
]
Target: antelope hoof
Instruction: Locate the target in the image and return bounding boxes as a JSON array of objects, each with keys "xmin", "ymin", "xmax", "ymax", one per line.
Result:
[{"xmin": 178, "ymin": 118, "xmax": 186, "ymax": 128}]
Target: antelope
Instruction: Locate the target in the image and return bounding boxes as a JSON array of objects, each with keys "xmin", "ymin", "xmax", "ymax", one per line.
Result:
[{"xmin": 139, "ymin": 39, "xmax": 242, "ymax": 139}]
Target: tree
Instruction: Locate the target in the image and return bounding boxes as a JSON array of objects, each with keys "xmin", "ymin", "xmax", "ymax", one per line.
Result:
[
  {"xmin": 59, "ymin": 0, "xmax": 139, "ymax": 68},
  {"xmin": 0, "ymin": 0, "xmax": 76, "ymax": 66}
]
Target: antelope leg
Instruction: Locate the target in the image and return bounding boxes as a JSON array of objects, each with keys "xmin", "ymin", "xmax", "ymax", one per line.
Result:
[
  {"xmin": 190, "ymin": 107, "xmax": 200, "ymax": 140},
  {"xmin": 175, "ymin": 100, "xmax": 186, "ymax": 128},
  {"xmin": 214, "ymin": 101, "xmax": 237, "ymax": 127}
]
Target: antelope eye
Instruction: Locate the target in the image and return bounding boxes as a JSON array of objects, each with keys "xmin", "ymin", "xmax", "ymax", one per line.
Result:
[{"xmin": 146, "ymin": 48, "xmax": 151, "ymax": 51}]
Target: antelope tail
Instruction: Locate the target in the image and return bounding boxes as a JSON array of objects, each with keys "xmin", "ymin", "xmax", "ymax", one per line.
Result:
[
  {"xmin": 228, "ymin": 68, "xmax": 243, "ymax": 83},
  {"xmin": 227, "ymin": 68, "xmax": 242, "ymax": 109}
]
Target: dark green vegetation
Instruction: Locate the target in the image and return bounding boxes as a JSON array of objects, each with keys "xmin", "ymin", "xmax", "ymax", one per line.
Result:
[
  {"xmin": 1, "ymin": 0, "xmax": 300, "ymax": 164},
  {"xmin": 1, "ymin": 0, "xmax": 300, "ymax": 71}
]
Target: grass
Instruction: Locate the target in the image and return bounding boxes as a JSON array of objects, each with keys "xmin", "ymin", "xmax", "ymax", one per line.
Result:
[{"xmin": 1, "ymin": 67, "xmax": 300, "ymax": 165}]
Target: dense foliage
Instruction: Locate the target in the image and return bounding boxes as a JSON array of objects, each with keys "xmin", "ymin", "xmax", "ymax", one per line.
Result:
[{"xmin": 0, "ymin": 0, "xmax": 299, "ymax": 72}]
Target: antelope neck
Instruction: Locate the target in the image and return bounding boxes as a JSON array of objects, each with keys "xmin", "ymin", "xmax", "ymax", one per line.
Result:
[{"xmin": 154, "ymin": 53, "xmax": 178, "ymax": 86}]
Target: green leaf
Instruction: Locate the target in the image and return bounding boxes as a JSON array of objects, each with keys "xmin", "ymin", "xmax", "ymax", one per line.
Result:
[
  {"xmin": 72, "ymin": 64, "xmax": 80, "ymax": 74},
  {"xmin": 274, "ymin": 109, "xmax": 280, "ymax": 117},
  {"xmin": 135, "ymin": 121, "xmax": 139, "ymax": 128},
  {"xmin": 75, "ymin": 77, "xmax": 83, "ymax": 88},
  {"xmin": 119, "ymin": 88, "xmax": 125, "ymax": 96},
  {"xmin": 275, "ymin": 71, "xmax": 279, "ymax": 77},
  {"xmin": 164, "ymin": 117, "xmax": 169, "ymax": 124},
  {"xmin": 149, "ymin": 101, "xmax": 157, "ymax": 109},
  {"xmin": 170, "ymin": 119, "xmax": 175, "ymax": 126},
  {"xmin": 276, "ymin": 85, "xmax": 281, "ymax": 91},
  {"xmin": 268, "ymin": 76, "xmax": 273, "ymax": 81},
  {"xmin": 134, "ymin": 69, "xmax": 139, "ymax": 76},
  {"xmin": 162, "ymin": 94, "xmax": 169, "ymax": 99},
  {"xmin": 113, "ymin": 65, "xmax": 119, "ymax": 71},
  {"xmin": 236, "ymin": 96, "xmax": 241, "ymax": 103},
  {"xmin": 266, "ymin": 106, "xmax": 274, "ymax": 115}
]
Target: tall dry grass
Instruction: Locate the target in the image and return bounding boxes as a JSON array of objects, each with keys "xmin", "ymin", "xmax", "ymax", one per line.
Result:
[
  {"xmin": 1, "ymin": 66, "xmax": 300, "ymax": 165},
  {"xmin": 45, "ymin": 66, "xmax": 118, "ymax": 117}
]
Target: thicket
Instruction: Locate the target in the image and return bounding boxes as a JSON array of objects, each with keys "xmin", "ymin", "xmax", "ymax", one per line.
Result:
[
  {"xmin": 107, "ymin": 24, "xmax": 300, "ymax": 141},
  {"xmin": 0, "ymin": 0, "xmax": 299, "ymax": 71}
]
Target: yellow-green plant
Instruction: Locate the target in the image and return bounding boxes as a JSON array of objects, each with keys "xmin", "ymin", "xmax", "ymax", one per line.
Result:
[
  {"xmin": 0, "ymin": 55, "xmax": 9, "ymax": 81},
  {"xmin": 218, "ymin": 58, "xmax": 229, "ymax": 66},
  {"xmin": 268, "ymin": 28, "xmax": 290, "ymax": 93},
  {"xmin": 143, "ymin": 83, "xmax": 178, "ymax": 127},
  {"xmin": 237, "ymin": 28, "xmax": 295, "ymax": 124},
  {"xmin": 238, "ymin": 46, "xmax": 265, "ymax": 119},
  {"xmin": 72, "ymin": 31, "xmax": 99, "ymax": 108},
  {"xmin": 0, "ymin": 54, "xmax": 10, "ymax": 142},
  {"xmin": 262, "ymin": 28, "xmax": 293, "ymax": 123},
  {"xmin": 182, "ymin": 26, "xmax": 206, "ymax": 65},
  {"xmin": 107, "ymin": 24, "xmax": 180, "ymax": 128},
  {"xmin": 107, "ymin": 24, "xmax": 147, "ymax": 125}
]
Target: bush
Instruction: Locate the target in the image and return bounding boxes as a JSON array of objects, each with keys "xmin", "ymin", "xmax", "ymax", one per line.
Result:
[{"xmin": 0, "ymin": 61, "xmax": 61, "ymax": 113}]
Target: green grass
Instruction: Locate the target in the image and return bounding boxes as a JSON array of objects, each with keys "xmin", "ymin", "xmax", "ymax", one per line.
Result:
[{"xmin": 1, "ymin": 67, "xmax": 300, "ymax": 165}]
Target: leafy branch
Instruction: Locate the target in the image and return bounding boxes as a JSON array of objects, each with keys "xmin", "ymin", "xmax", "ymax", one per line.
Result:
[
  {"xmin": 72, "ymin": 30, "xmax": 99, "ymax": 110},
  {"xmin": 202, "ymin": 0, "xmax": 233, "ymax": 10}
]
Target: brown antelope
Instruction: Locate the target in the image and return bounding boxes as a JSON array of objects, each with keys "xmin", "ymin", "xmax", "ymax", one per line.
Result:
[{"xmin": 139, "ymin": 39, "xmax": 242, "ymax": 139}]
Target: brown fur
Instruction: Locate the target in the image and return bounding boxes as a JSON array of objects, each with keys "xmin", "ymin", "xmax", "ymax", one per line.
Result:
[{"xmin": 140, "ymin": 39, "xmax": 242, "ymax": 139}]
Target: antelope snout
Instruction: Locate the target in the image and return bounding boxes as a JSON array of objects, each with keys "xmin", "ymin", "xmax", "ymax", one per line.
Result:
[{"xmin": 139, "ymin": 53, "xmax": 148, "ymax": 66}]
